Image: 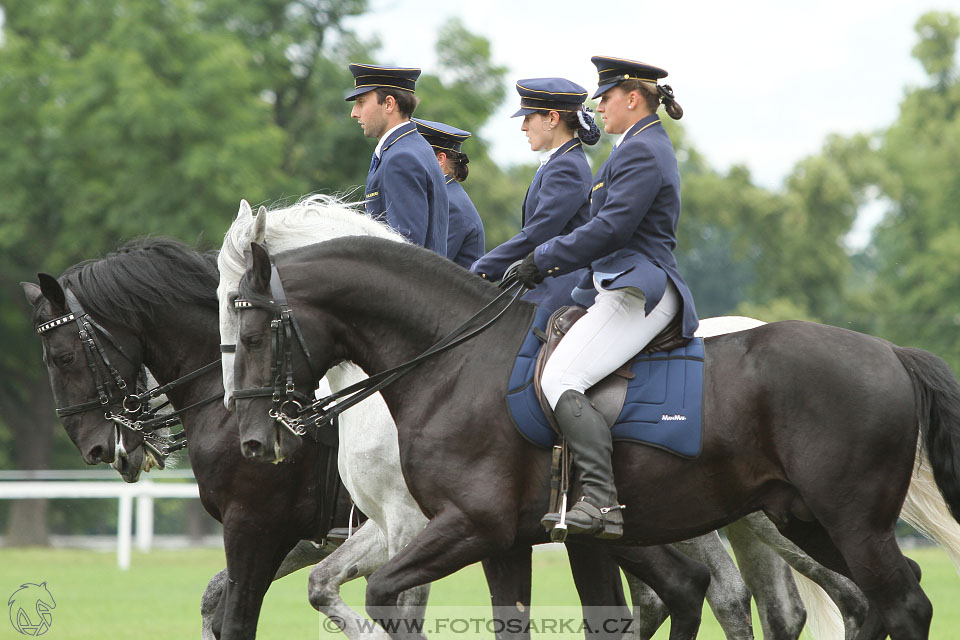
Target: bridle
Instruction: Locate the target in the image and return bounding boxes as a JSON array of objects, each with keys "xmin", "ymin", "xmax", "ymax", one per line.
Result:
[
  {"xmin": 36, "ymin": 289, "xmax": 222, "ymax": 461},
  {"xmin": 227, "ymin": 264, "xmax": 321, "ymax": 435},
  {"xmin": 230, "ymin": 262, "xmax": 527, "ymax": 442}
]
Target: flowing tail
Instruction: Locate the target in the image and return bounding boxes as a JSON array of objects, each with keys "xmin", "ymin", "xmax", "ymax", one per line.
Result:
[
  {"xmin": 894, "ymin": 347, "xmax": 960, "ymax": 534},
  {"xmin": 793, "ymin": 571, "xmax": 845, "ymax": 640}
]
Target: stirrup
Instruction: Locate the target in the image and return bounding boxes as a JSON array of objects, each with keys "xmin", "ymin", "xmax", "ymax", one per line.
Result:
[
  {"xmin": 542, "ymin": 487, "xmax": 570, "ymax": 541},
  {"xmin": 541, "ymin": 512, "xmax": 569, "ymax": 542}
]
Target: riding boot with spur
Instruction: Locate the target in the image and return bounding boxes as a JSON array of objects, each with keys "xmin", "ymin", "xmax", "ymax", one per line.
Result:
[{"xmin": 542, "ymin": 389, "xmax": 624, "ymax": 539}]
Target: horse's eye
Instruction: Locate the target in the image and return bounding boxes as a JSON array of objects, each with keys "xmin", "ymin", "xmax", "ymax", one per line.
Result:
[
  {"xmin": 56, "ymin": 353, "xmax": 76, "ymax": 367},
  {"xmin": 242, "ymin": 334, "xmax": 264, "ymax": 349}
]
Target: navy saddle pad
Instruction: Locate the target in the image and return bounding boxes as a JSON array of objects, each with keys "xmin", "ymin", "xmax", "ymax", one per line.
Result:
[{"xmin": 506, "ymin": 307, "xmax": 705, "ymax": 458}]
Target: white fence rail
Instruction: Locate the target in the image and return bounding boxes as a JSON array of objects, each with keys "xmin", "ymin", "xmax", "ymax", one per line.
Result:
[{"xmin": 0, "ymin": 471, "xmax": 200, "ymax": 570}]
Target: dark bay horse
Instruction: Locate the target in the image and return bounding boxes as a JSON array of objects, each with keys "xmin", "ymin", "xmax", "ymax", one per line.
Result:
[
  {"xmin": 22, "ymin": 240, "xmax": 347, "ymax": 640},
  {"xmin": 23, "ymin": 238, "xmax": 710, "ymax": 640},
  {"xmin": 233, "ymin": 237, "xmax": 960, "ymax": 640}
]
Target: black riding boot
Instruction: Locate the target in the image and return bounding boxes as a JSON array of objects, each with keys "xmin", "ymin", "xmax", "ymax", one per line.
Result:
[{"xmin": 542, "ymin": 389, "xmax": 624, "ymax": 539}]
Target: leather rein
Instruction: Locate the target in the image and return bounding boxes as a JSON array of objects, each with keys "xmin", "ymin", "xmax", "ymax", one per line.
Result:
[
  {"xmin": 229, "ymin": 263, "xmax": 527, "ymax": 442},
  {"xmin": 36, "ymin": 290, "xmax": 223, "ymax": 460}
]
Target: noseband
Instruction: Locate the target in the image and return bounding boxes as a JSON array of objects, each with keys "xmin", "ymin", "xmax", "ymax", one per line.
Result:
[
  {"xmin": 232, "ymin": 264, "xmax": 527, "ymax": 441},
  {"xmin": 36, "ymin": 289, "xmax": 221, "ymax": 460}
]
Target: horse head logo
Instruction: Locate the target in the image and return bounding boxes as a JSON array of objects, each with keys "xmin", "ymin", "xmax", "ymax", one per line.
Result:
[{"xmin": 7, "ymin": 582, "xmax": 55, "ymax": 636}]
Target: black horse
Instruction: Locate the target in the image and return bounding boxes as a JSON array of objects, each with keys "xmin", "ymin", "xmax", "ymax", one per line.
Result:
[
  {"xmin": 233, "ymin": 236, "xmax": 960, "ymax": 640},
  {"xmin": 22, "ymin": 240, "xmax": 349, "ymax": 640},
  {"xmin": 23, "ymin": 238, "xmax": 712, "ymax": 640}
]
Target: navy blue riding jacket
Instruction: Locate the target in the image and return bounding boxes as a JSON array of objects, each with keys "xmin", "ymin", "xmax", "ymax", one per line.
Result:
[
  {"xmin": 364, "ymin": 121, "xmax": 449, "ymax": 255},
  {"xmin": 471, "ymin": 138, "xmax": 593, "ymax": 313},
  {"xmin": 445, "ymin": 176, "xmax": 485, "ymax": 268},
  {"xmin": 533, "ymin": 114, "xmax": 699, "ymax": 337}
]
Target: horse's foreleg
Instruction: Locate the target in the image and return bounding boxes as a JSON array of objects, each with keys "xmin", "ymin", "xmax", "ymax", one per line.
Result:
[
  {"xmin": 365, "ymin": 511, "xmax": 499, "ymax": 640},
  {"xmin": 482, "ymin": 545, "xmax": 532, "ymax": 640},
  {"xmin": 202, "ymin": 540, "xmax": 329, "ymax": 639},
  {"xmin": 564, "ymin": 543, "xmax": 633, "ymax": 640},
  {"xmin": 218, "ymin": 524, "xmax": 296, "ymax": 640},
  {"xmin": 609, "ymin": 545, "xmax": 710, "ymax": 640},
  {"xmin": 672, "ymin": 531, "xmax": 755, "ymax": 640},
  {"xmin": 736, "ymin": 512, "xmax": 866, "ymax": 639},
  {"xmin": 308, "ymin": 520, "xmax": 393, "ymax": 639}
]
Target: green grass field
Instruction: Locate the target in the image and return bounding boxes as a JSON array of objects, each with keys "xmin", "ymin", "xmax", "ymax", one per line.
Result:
[{"xmin": 2, "ymin": 545, "xmax": 957, "ymax": 638}]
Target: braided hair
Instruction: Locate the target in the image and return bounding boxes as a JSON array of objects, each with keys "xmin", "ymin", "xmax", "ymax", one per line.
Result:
[
  {"xmin": 557, "ymin": 107, "xmax": 602, "ymax": 145},
  {"xmin": 438, "ymin": 149, "xmax": 470, "ymax": 182}
]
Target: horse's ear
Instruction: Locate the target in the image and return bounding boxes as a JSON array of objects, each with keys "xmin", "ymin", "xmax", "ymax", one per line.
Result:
[
  {"xmin": 22, "ymin": 282, "xmax": 43, "ymax": 307},
  {"xmin": 245, "ymin": 242, "xmax": 272, "ymax": 293},
  {"xmin": 37, "ymin": 273, "xmax": 67, "ymax": 312},
  {"xmin": 237, "ymin": 199, "xmax": 253, "ymax": 220},
  {"xmin": 252, "ymin": 205, "xmax": 267, "ymax": 244}
]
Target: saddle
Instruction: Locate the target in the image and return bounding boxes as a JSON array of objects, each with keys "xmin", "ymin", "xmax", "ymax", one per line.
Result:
[{"xmin": 533, "ymin": 306, "xmax": 689, "ymax": 430}]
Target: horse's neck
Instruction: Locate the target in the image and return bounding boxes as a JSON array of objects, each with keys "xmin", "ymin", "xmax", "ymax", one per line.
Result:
[
  {"xmin": 138, "ymin": 304, "xmax": 221, "ymax": 403},
  {"xmin": 324, "ymin": 282, "xmax": 471, "ymax": 376},
  {"xmin": 311, "ymin": 265, "xmax": 508, "ymax": 381}
]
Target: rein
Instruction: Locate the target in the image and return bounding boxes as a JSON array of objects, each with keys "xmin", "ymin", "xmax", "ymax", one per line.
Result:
[
  {"xmin": 37, "ymin": 291, "xmax": 224, "ymax": 459},
  {"xmin": 232, "ymin": 265, "xmax": 527, "ymax": 442}
]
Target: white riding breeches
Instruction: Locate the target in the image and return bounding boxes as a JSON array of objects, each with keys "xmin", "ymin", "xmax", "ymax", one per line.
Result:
[{"xmin": 541, "ymin": 278, "xmax": 681, "ymax": 409}]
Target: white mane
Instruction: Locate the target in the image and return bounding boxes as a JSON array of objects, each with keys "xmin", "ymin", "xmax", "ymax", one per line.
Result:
[
  {"xmin": 217, "ymin": 193, "xmax": 405, "ymax": 285},
  {"xmin": 217, "ymin": 194, "xmax": 407, "ymax": 408}
]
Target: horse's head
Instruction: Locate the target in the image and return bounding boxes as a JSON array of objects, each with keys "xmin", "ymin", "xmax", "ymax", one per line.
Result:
[
  {"xmin": 231, "ymin": 242, "xmax": 338, "ymax": 463},
  {"xmin": 218, "ymin": 199, "xmax": 268, "ymax": 410},
  {"xmin": 23, "ymin": 275, "xmax": 149, "ymax": 482}
]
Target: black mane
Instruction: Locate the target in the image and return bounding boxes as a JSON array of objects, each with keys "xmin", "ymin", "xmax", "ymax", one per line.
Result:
[
  {"xmin": 58, "ymin": 237, "xmax": 219, "ymax": 330},
  {"xmin": 238, "ymin": 236, "xmax": 501, "ymax": 309}
]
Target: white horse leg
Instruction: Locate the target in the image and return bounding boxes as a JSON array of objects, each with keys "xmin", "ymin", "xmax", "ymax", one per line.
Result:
[
  {"xmin": 308, "ymin": 521, "xmax": 392, "ymax": 640},
  {"xmin": 673, "ymin": 531, "xmax": 755, "ymax": 640},
  {"xmin": 623, "ymin": 574, "xmax": 669, "ymax": 640},
  {"xmin": 201, "ymin": 569, "xmax": 226, "ymax": 640},
  {"xmin": 734, "ymin": 512, "xmax": 864, "ymax": 640},
  {"xmin": 724, "ymin": 520, "xmax": 806, "ymax": 639},
  {"xmin": 324, "ymin": 365, "xmax": 430, "ymax": 634},
  {"xmin": 384, "ymin": 518, "xmax": 432, "ymax": 628}
]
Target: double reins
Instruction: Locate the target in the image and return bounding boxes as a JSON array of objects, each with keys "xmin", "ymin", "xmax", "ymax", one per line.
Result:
[
  {"xmin": 231, "ymin": 263, "xmax": 527, "ymax": 442},
  {"xmin": 37, "ymin": 290, "xmax": 223, "ymax": 460}
]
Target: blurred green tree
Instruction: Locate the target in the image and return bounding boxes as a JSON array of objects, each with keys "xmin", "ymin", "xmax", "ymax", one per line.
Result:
[
  {"xmin": 868, "ymin": 10, "xmax": 960, "ymax": 370},
  {"xmin": 0, "ymin": 1, "xmax": 519, "ymax": 542},
  {"xmin": 0, "ymin": 0, "xmax": 287, "ymax": 544},
  {"xmin": 0, "ymin": 0, "xmax": 366, "ymax": 543}
]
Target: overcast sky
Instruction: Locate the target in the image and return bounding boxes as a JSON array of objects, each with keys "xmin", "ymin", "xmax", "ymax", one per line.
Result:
[{"xmin": 346, "ymin": 0, "xmax": 960, "ymax": 192}]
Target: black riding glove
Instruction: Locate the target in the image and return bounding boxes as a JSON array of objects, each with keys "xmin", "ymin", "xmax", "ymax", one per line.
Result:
[{"xmin": 517, "ymin": 252, "xmax": 545, "ymax": 289}]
